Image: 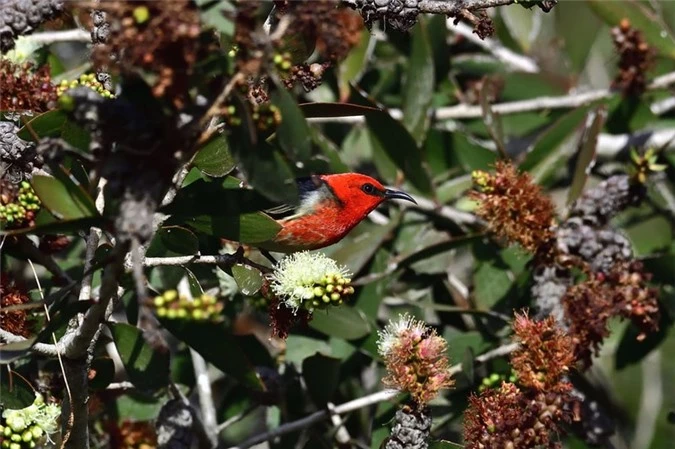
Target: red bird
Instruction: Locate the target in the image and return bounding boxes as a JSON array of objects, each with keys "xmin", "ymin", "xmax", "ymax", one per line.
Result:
[{"xmin": 257, "ymin": 173, "xmax": 416, "ymax": 253}]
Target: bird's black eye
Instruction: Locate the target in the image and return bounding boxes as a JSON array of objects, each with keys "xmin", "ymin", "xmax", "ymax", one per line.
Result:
[{"xmin": 361, "ymin": 183, "xmax": 375, "ymax": 194}]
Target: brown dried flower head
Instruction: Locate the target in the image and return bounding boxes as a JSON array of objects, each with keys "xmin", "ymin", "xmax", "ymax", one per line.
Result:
[
  {"xmin": 0, "ymin": 60, "xmax": 57, "ymax": 113},
  {"xmin": 377, "ymin": 314, "xmax": 454, "ymax": 408},
  {"xmin": 114, "ymin": 420, "xmax": 157, "ymax": 449},
  {"xmin": 0, "ymin": 272, "xmax": 33, "ymax": 337},
  {"xmin": 562, "ymin": 260, "xmax": 660, "ymax": 367},
  {"xmin": 611, "ymin": 18, "xmax": 655, "ymax": 96},
  {"xmin": 90, "ymin": 0, "xmax": 202, "ymax": 106},
  {"xmin": 464, "ymin": 382, "xmax": 571, "ymax": 449},
  {"xmin": 471, "ymin": 161, "xmax": 556, "ymax": 254},
  {"xmin": 511, "ymin": 313, "xmax": 575, "ymax": 391}
]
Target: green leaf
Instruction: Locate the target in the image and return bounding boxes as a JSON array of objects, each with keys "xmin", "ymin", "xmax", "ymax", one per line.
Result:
[
  {"xmin": 625, "ymin": 216, "xmax": 673, "ymax": 256},
  {"xmin": 588, "ymin": 0, "xmax": 675, "ymax": 58},
  {"xmin": 302, "ymin": 354, "xmax": 341, "ymax": 406},
  {"xmin": 227, "ymin": 102, "xmax": 299, "ymax": 204},
  {"xmin": 298, "ymin": 102, "xmax": 380, "ymax": 118},
  {"xmin": 196, "ymin": 0, "xmax": 235, "ymax": 36},
  {"xmin": 178, "ymin": 212, "xmax": 281, "ymax": 244},
  {"xmin": 147, "ymin": 226, "xmax": 199, "ymax": 257},
  {"xmin": 402, "ymin": 20, "xmax": 434, "ymax": 145},
  {"xmin": 0, "ymin": 216, "xmax": 105, "ymax": 236},
  {"xmin": 309, "ymin": 307, "xmax": 371, "ymax": 340},
  {"xmin": 231, "ymin": 264, "xmax": 264, "ymax": 296},
  {"xmin": 109, "ymin": 323, "xmax": 170, "ymax": 392},
  {"xmin": 31, "ymin": 171, "xmax": 97, "ymax": 220},
  {"xmin": 567, "ymin": 107, "xmax": 606, "ymax": 206},
  {"xmin": 285, "ymin": 335, "xmax": 331, "ymax": 366},
  {"xmin": 192, "ymin": 134, "xmax": 235, "ymax": 177},
  {"xmin": 615, "ymin": 313, "xmax": 672, "ymax": 370},
  {"xmin": 0, "ymin": 372, "xmax": 35, "ymax": 409},
  {"xmin": 473, "ymin": 262, "xmax": 512, "ymax": 309},
  {"xmin": 272, "ymin": 89, "xmax": 312, "ymax": 162},
  {"xmin": 338, "ymin": 29, "xmax": 372, "ymax": 101},
  {"xmin": 0, "ymin": 339, "xmax": 37, "ymax": 364},
  {"xmin": 160, "ymin": 319, "xmax": 264, "ymax": 391},
  {"xmin": 365, "ymin": 109, "xmax": 433, "ymax": 194},
  {"xmin": 17, "ymin": 110, "xmax": 90, "ymax": 152}
]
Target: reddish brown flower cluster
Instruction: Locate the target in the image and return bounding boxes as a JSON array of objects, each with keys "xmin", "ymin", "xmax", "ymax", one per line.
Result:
[
  {"xmin": 464, "ymin": 314, "xmax": 576, "ymax": 449},
  {"xmin": 563, "ymin": 261, "xmax": 660, "ymax": 367},
  {"xmin": 267, "ymin": 295, "xmax": 312, "ymax": 340},
  {"xmin": 0, "ymin": 60, "xmax": 57, "ymax": 113},
  {"xmin": 273, "ymin": 0, "xmax": 364, "ymax": 62},
  {"xmin": 611, "ymin": 18, "xmax": 655, "ymax": 96},
  {"xmin": 471, "ymin": 162, "xmax": 556, "ymax": 254},
  {"xmin": 0, "ymin": 273, "xmax": 33, "ymax": 337},
  {"xmin": 89, "ymin": 0, "xmax": 202, "ymax": 105},
  {"xmin": 38, "ymin": 234, "xmax": 71, "ymax": 254},
  {"xmin": 377, "ymin": 315, "xmax": 454, "ymax": 408},
  {"xmin": 511, "ymin": 313, "xmax": 575, "ymax": 392},
  {"xmin": 110, "ymin": 420, "xmax": 157, "ymax": 449},
  {"xmin": 464, "ymin": 383, "xmax": 571, "ymax": 449}
]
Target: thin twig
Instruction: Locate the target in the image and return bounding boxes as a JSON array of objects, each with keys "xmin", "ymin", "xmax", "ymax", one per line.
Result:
[
  {"xmin": 307, "ymin": 71, "xmax": 675, "ymax": 124},
  {"xmin": 177, "ymin": 278, "xmax": 218, "ymax": 446},
  {"xmin": 24, "ymin": 28, "xmax": 91, "ymax": 44},
  {"xmin": 228, "ymin": 341, "xmax": 520, "ymax": 449},
  {"xmin": 446, "ymin": 19, "xmax": 539, "ymax": 73},
  {"xmin": 141, "ymin": 252, "xmax": 272, "ymax": 273}
]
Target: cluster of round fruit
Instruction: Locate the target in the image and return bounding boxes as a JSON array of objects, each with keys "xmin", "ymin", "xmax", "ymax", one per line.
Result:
[
  {"xmin": 152, "ymin": 290, "xmax": 223, "ymax": 322},
  {"xmin": 304, "ymin": 273, "xmax": 355, "ymax": 310},
  {"xmin": 479, "ymin": 371, "xmax": 518, "ymax": 392},
  {"xmin": 0, "ymin": 181, "xmax": 40, "ymax": 229},
  {"xmin": 55, "ymin": 73, "xmax": 114, "ymax": 99},
  {"xmin": 0, "ymin": 394, "xmax": 60, "ymax": 449},
  {"xmin": 273, "ymin": 52, "xmax": 293, "ymax": 72}
]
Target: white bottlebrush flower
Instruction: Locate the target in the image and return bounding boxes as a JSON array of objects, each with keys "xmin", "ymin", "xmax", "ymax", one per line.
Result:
[
  {"xmin": 377, "ymin": 313, "xmax": 428, "ymax": 358},
  {"xmin": 269, "ymin": 251, "xmax": 352, "ymax": 312}
]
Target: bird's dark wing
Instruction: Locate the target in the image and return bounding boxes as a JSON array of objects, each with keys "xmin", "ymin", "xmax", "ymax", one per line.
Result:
[{"xmin": 263, "ymin": 176, "xmax": 326, "ymax": 220}]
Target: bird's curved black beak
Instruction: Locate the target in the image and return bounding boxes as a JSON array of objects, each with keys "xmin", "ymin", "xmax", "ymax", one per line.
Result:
[{"xmin": 384, "ymin": 188, "xmax": 417, "ymax": 205}]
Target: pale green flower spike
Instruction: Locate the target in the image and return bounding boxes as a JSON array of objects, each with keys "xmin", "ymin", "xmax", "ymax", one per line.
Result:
[
  {"xmin": 269, "ymin": 251, "xmax": 353, "ymax": 312},
  {"xmin": 1, "ymin": 393, "xmax": 61, "ymax": 442}
]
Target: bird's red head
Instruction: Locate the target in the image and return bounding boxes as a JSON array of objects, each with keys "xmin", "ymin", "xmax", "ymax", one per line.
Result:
[{"xmin": 319, "ymin": 173, "xmax": 417, "ymax": 221}]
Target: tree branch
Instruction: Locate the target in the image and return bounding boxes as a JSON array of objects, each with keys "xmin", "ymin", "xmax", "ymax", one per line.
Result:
[
  {"xmin": 22, "ymin": 28, "xmax": 91, "ymax": 44},
  {"xmin": 307, "ymin": 71, "xmax": 675, "ymax": 124},
  {"xmin": 446, "ymin": 19, "xmax": 539, "ymax": 73},
  {"xmin": 227, "ymin": 342, "xmax": 520, "ymax": 449}
]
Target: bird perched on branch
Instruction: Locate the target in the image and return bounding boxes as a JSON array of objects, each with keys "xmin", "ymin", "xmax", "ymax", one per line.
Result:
[{"xmin": 258, "ymin": 173, "xmax": 416, "ymax": 253}]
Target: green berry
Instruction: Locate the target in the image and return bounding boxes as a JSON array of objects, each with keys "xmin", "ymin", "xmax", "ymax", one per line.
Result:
[{"xmin": 273, "ymin": 54, "xmax": 283, "ymax": 65}]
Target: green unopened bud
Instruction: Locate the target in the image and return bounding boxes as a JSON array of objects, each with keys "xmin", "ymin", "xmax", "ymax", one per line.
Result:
[
  {"xmin": 330, "ymin": 292, "xmax": 340, "ymax": 302},
  {"xmin": 163, "ymin": 290, "xmax": 178, "ymax": 301},
  {"xmin": 8, "ymin": 417, "xmax": 26, "ymax": 433},
  {"xmin": 22, "ymin": 430, "xmax": 32, "ymax": 442},
  {"xmin": 9, "ymin": 443, "xmax": 21, "ymax": 449},
  {"xmin": 153, "ymin": 296, "xmax": 165, "ymax": 307},
  {"xmin": 3, "ymin": 426, "xmax": 11, "ymax": 437},
  {"xmin": 30, "ymin": 426, "xmax": 43, "ymax": 440},
  {"xmin": 176, "ymin": 309, "xmax": 187, "ymax": 319},
  {"xmin": 322, "ymin": 295, "xmax": 330, "ymax": 304},
  {"xmin": 325, "ymin": 284, "xmax": 334, "ymax": 293},
  {"xmin": 313, "ymin": 287, "xmax": 324, "ymax": 297},
  {"xmin": 273, "ymin": 54, "xmax": 283, "ymax": 65},
  {"xmin": 1, "ymin": 440, "xmax": 9, "ymax": 449},
  {"xmin": 10, "ymin": 434, "xmax": 22, "ymax": 443},
  {"xmin": 166, "ymin": 309, "xmax": 178, "ymax": 319},
  {"xmin": 156, "ymin": 307, "xmax": 167, "ymax": 317},
  {"xmin": 133, "ymin": 5, "xmax": 150, "ymax": 24},
  {"xmin": 192, "ymin": 309, "xmax": 204, "ymax": 320}
]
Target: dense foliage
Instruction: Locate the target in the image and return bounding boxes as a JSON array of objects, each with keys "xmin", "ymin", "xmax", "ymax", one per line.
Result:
[{"xmin": 1, "ymin": 1, "xmax": 675, "ymax": 449}]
